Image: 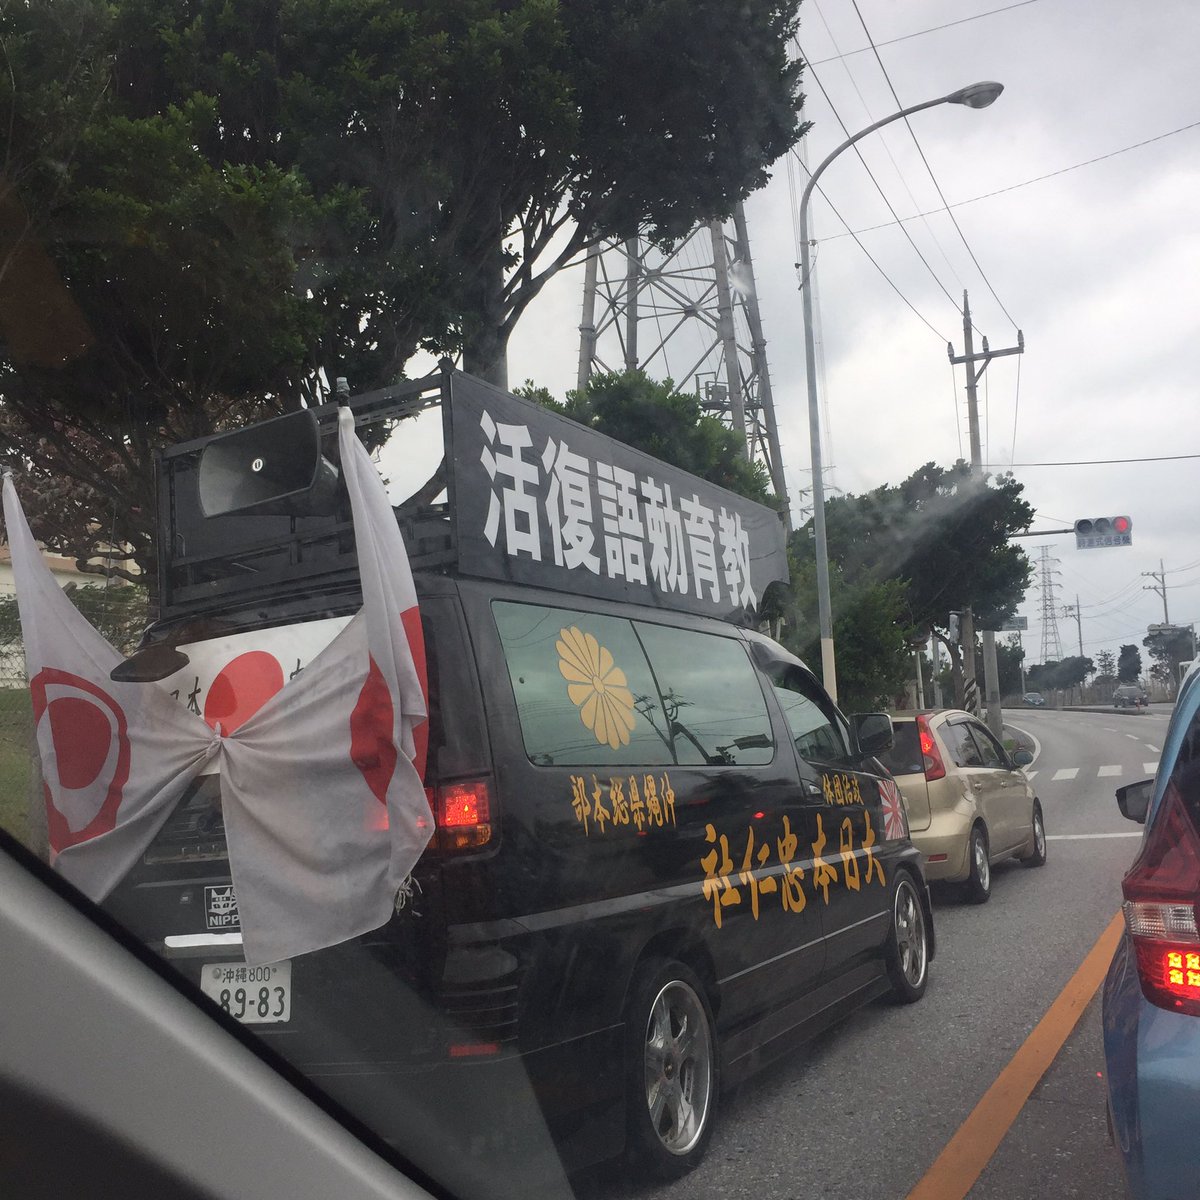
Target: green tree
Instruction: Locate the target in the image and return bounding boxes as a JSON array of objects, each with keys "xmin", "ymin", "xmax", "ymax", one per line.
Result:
[
  {"xmin": 0, "ymin": 0, "xmax": 805, "ymax": 582},
  {"xmin": 1027, "ymin": 656, "xmax": 1094, "ymax": 693},
  {"xmin": 1093, "ymin": 648, "xmax": 1117, "ymax": 696},
  {"xmin": 781, "ymin": 557, "xmax": 914, "ymax": 712},
  {"xmin": 993, "ymin": 637, "xmax": 1025, "ymax": 697},
  {"xmin": 1144, "ymin": 627, "xmax": 1193, "ymax": 695},
  {"xmin": 1118, "ymin": 644, "xmax": 1143, "ymax": 683},
  {"xmin": 530, "ymin": 371, "xmax": 775, "ymax": 505},
  {"xmin": 0, "ymin": 583, "xmax": 149, "ymax": 666},
  {"xmin": 814, "ymin": 462, "xmax": 1034, "ymax": 706}
]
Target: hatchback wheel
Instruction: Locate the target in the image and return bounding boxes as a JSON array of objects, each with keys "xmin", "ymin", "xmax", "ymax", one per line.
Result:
[
  {"xmin": 964, "ymin": 824, "xmax": 991, "ymax": 904},
  {"xmin": 886, "ymin": 873, "xmax": 929, "ymax": 1003},
  {"xmin": 1022, "ymin": 801, "xmax": 1048, "ymax": 868},
  {"xmin": 625, "ymin": 959, "xmax": 718, "ymax": 1179}
]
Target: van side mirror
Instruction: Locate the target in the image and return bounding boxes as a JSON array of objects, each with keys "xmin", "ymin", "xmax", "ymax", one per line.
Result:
[
  {"xmin": 1116, "ymin": 779, "xmax": 1154, "ymax": 825},
  {"xmin": 851, "ymin": 713, "xmax": 894, "ymax": 759},
  {"xmin": 1011, "ymin": 749, "xmax": 1034, "ymax": 767}
]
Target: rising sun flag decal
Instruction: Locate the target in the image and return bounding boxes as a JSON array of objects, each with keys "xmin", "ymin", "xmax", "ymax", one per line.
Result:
[{"xmin": 556, "ymin": 626, "xmax": 636, "ymax": 751}]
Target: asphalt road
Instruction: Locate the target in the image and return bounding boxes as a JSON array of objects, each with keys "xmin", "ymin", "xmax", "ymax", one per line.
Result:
[{"xmin": 591, "ymin": 707, "xmax": 1164, "ymax": 1200}]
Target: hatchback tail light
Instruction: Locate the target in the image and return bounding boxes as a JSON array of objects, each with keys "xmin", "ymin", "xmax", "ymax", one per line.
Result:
[
  {"xmin": 430, "ymin": 779, "xmax": 493, "ymax": 852},
  {"xmin": 916, "ymin": 715, "xmax": 946, "ymax": 782},
  {"xmin": 1122, "ymin": 778, "xmax": 1200, "ymax": 1016}
]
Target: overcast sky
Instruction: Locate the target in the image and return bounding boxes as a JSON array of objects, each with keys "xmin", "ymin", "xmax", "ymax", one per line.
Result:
[{"xmin": 500, "ymin": 0, "xmax": 1200, "ymax": 676}]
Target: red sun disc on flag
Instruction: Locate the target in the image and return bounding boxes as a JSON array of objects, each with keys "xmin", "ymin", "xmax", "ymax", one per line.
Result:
[
  {"xmin": 204, "ymin": 651, "xmax": 285, "ymax": 733},
  {"xmin": 879, "ymin": 778, "xmax": 908, "ymax": 841},
  {"xmin": 30, "ymin": 668, "xmax": 131, "ymax": 853},
  {"xmin": 350, "ymin": 655, "xmax": 397, "ymax": 808}
]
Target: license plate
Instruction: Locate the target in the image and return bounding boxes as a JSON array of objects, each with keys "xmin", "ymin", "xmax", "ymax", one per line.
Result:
[{"xmin": 200, "ymin": 961, "xmax": 291, "ymax": 1024}]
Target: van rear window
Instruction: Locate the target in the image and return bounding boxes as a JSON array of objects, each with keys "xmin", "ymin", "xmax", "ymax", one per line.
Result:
[{"xmin": 494, "ymin": 602, "xmax": 674, "ymax": 766}]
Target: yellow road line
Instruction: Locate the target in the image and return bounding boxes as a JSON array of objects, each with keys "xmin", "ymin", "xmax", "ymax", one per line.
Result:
[{"xmin": 906, "ymin": 910, "xmax": 1125, "ymax": 1200}]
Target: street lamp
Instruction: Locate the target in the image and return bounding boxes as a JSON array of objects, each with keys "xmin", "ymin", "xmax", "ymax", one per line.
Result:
[{"xmin": 798, "ymin": 81, "xmax": 1003, "ymax": 703}]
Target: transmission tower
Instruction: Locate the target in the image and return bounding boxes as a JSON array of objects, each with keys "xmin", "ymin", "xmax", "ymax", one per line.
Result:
[
  {"xmin": 1035, "ymin": 546, "xmax": 1064, "ymax": 662},
  {"xmin": 576, "ymin": 202, "xmax": 789, "ymax": 526}
]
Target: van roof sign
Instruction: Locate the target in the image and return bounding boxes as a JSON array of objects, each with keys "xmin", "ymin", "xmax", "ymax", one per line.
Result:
[
  {"xmin": 156, "ymin": 368, "xmax": 788, "ymax": 625},
  {"xmin": 445, "ymin": 373, "xmax": 787, "ymax": 623}
]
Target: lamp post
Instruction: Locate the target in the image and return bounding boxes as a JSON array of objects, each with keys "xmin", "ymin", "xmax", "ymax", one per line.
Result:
[{"xmin": 798, "ymin": 81, "xmax": 1004, "ymax": 703}]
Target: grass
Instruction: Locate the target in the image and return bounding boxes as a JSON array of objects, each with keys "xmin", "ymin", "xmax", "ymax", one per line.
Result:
[{"xmin": 0, "ymin": 688, "xmax": 32, "ymax": 845}]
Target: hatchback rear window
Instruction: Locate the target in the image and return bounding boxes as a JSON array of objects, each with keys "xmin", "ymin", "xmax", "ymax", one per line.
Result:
[{"xmin": 878, "ymin": 721, "xmax": 923, "ymax": 777}]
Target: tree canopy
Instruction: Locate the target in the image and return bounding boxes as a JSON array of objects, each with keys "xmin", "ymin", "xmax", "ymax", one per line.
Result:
[
  {"xmin": 1026, "ymin": 656, "xmax": 1094, "ymax": 693},
  {"xmin": 1118, "ymin": 643, "xmax": 1143, "ymax": 683},
  {"xmin": 1144, "ymin": 627, "xmax": 1194, "ymax": 694},
  {"xmin": 795, "ymin": 461, "xmax": 1034, "ymax": 706},
  {"xmin": 524, "ymin": 370, "xmax": 776, "ymax": 506},
  {"xmin": 0, "ymin": 0, "xmax": 805, "ymax": 582}
]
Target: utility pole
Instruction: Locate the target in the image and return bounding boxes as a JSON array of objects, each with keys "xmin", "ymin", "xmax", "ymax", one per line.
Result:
[
  {"xmin": 1142, "ymin": 559, "xmax": 1170, "ymax": 623},
  {"xmin": 947, "ymin": 290, "xmax": 1025, "ymax": 737},
  {"xmin": 1062, "ymin": 594, "xmax": 1084, "ymax": 657}
]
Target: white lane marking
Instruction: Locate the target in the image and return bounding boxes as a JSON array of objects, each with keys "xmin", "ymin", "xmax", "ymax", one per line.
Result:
[
  {"xmin": 1052, "ymin": 768, "xmax": 1080, "ymax": 781},
  {"xmin": 1024, "ymin": 770, "xmax": 1038, "ymax": 780},
  {"xmin": 1124, "ymin": 733, "xmax": 1140, "ymax": 740},
  {"xmin": 1097, "ymin": 765, "xmax": 1122, "ymax": 777},
  {"xmin": 1047, "ymin": 832, "xmax": 1142, "ymax": 841},
  {"xmin": 1144, "ymin": 762, "xmax": 1159, "ymax": 775},
  {"xmin": 1103, "ymin": 727, "xmax": 1119, "ymax": 733},
  {"xmin": 1146, "ymin": 744, "xmax": 1160, "ymax": 752}
]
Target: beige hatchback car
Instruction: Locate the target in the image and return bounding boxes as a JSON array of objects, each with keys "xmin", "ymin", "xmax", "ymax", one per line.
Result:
[{"xmin": 878, "ymin": 710, "xmax": 1046, "ymax": 902}]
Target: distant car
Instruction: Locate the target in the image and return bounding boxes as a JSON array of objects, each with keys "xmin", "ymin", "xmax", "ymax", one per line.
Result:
[
  {"xmin": 1103, "ymin": 666, "xmax": 1200, "ymax": 1198},
  {"xmin": 878, "ymin": 711, "xmax": 1045, "ymax": 903},
  {"xmin": 1114, "ymin": 685, "xmax": 1149, "ymax": 708},
  {"xmin": 1022, "ymin": 692, "xmax": 1047, "ymax": 707}
]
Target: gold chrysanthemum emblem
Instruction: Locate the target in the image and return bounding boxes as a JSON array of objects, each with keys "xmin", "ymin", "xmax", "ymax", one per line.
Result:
[{"xmin": 556, "ymin": 626, "xmax": 636, "ymax": 751}]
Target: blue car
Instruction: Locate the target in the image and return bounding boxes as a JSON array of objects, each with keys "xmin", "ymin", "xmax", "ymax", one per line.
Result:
[{"xmin": 1103, "ymin": 665, "xmax": 1200, "ymax": 1197}]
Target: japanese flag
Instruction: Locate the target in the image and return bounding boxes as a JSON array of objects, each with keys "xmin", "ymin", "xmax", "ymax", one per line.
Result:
[{"xmin": 1, "ymin": 406, "xmax": 430, "ymax": 964}]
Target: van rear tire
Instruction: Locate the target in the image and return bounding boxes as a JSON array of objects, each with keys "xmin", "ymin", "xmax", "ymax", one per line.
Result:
[{"xmin": 624, "ymin": 958, "xmax": 718, "ymax": 1180}]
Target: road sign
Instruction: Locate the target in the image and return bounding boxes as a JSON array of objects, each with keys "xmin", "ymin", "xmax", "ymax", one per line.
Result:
[{"xmin": 999, "ymin": 616, "xmax": 1029, "ymax": 631}]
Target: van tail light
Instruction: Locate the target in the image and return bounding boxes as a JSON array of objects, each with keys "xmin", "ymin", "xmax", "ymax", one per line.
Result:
[
  {"xmin": 1122, "ymin": 779, "xmax": 1200, "ymax": 1016},
  {"xmin": 916, "ymin": 715, "xmax": 946, "ymax": 782},
  {"xmin": 433, "ymin": 779, "xmax": 493, "ymax": 852}
]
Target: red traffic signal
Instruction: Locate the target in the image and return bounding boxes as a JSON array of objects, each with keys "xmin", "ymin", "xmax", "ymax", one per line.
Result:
[{"xmin": 1075, "ymin": 516, "xmax": 1133, "ymax": 548}]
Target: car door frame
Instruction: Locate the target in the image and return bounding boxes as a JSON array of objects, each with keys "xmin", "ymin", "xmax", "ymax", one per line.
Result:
[{"xmin": 963, "ymin": 719, "xmax": 1032, "ymax": 854}]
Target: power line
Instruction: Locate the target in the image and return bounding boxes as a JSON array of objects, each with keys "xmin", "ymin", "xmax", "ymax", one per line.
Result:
[
  {"xmin": 992, "ymin": 452, "xmax": 1200, "ymax": 467},
  {"xmin": 806, "ymin": 0, "xmax": 1042, "ymax": 66},
  {"xmin": 804, "ymin": 6, "xmax": 967, "ymax": 296},
  {"xmin": 849, "ymin": 0, "xmax": 1021, "ymax": 331},
  {"xmin": 795, "ymin": 39, "xmax": 964, "ymax": 321},
  {"xmin": 788, "ymin": 147, "xmax": 948, "ymax": 341},
  {"xmin": 948, "ymin": 366, "xmax": 963, "ymax": 459},
  {"xmin": 827, "ymin": 120, "xmax": 1200, "ymax": 240}
]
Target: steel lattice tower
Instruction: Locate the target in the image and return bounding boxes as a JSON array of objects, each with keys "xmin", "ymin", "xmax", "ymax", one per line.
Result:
[
  {"xmin": 1035, "ymin": 545, "xmax": 1064, "ymax": 662},
  {"xmin": 576, "ymin": 202, "xmax": 789, "ymax": 526}
]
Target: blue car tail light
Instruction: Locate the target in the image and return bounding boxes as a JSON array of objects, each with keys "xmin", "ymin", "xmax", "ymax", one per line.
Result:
[{"xmin": 1122, "ymin": 778, "xmax": 1200, "ymax": 1016}]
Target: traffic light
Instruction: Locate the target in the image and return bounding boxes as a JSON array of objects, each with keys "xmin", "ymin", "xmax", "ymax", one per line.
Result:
[{"xmin": 1075, "ymin": 516, "xmax": 1132, "ymax": 549}]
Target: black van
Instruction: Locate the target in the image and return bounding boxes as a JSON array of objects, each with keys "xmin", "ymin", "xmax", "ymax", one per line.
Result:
[{"xmin": 103, "ymin": 369, "xmax": 934, "ymax": 1192}]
